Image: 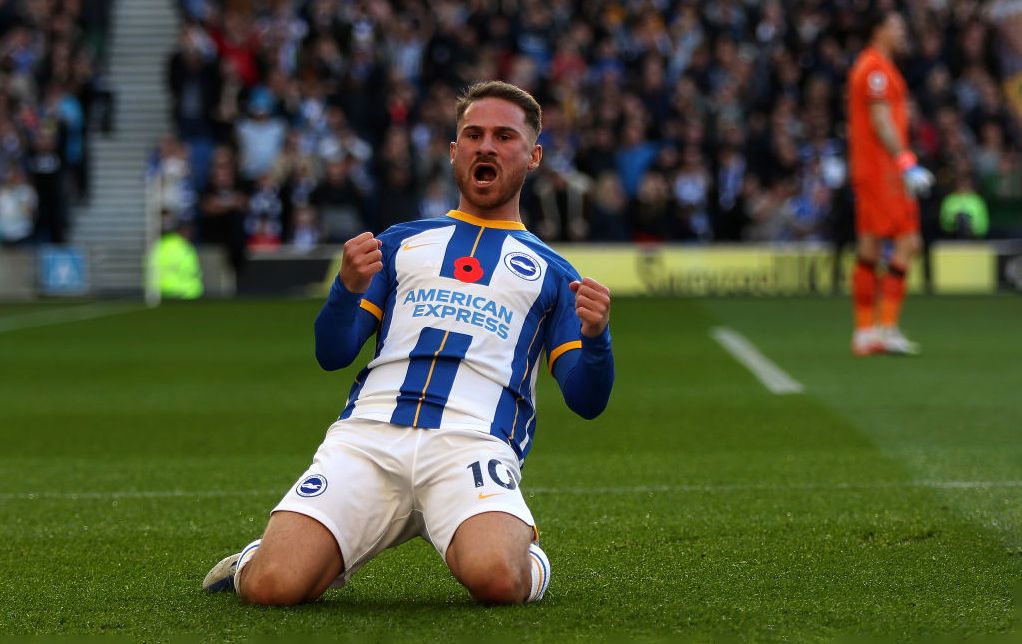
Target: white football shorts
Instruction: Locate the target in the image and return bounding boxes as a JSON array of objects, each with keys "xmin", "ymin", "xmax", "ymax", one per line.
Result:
[{"xmin": 272, "ymin": 417, "xmax": 536, "ymax": 584}]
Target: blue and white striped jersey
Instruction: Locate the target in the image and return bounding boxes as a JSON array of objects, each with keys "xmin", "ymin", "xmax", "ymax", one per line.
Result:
[{"xmin": 322, "ymin": 210, "xmax": 601, "ymax": 462}]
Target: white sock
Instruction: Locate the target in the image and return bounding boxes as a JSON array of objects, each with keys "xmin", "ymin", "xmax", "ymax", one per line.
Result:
[
  {"xmin": 527, "ymin": 543, "xmax": 550, "ymax": 602},
  {"xmin": 233, "ymin": 539, "xmax": 262, "ymax": 589}
]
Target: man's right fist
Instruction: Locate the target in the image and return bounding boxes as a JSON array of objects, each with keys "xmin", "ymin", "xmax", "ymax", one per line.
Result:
[{"xmin": 340, "ymin": 231, "xmax": 383, "ymax": 293}]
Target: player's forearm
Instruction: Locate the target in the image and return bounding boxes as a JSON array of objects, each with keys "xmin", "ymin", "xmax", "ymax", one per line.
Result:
[
  {"xmin": 869, "ymin": 103, "xmax": 905, "ymax": 158},
  {"xmin": 314, "ymin": 276, "xmax": 376, "ymax": 371},
  {"xmin": 553, "ymin": 330, "xmax": 614, "ymax": 419}
]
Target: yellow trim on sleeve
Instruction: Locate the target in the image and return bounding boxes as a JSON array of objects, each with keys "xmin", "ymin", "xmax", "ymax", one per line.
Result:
[
  {"xmin": 359, "ymin": 299, "xmax": 383, "ymax": 322},
  {"xmin": 548, "ymin": 340, "xmax": 582, "ymax": 371},
  {"xmin": 446, "ymin": 209, "xmax": 527, "ymax": 230}
]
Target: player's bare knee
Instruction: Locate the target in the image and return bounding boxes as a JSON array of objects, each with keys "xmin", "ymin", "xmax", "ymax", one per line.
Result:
[
  {"xmin": 238, "ymin": 561, "xmax": 313, "ymax": 606},
  {"xmin": 461, "ymin": 556, "xmax": 530, "ymax": 605}
]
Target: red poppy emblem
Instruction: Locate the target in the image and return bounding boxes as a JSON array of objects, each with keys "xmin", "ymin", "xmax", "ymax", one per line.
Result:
[{"xmin": 454, "ymin": 256, "xmax": 483, "ymax": 283}]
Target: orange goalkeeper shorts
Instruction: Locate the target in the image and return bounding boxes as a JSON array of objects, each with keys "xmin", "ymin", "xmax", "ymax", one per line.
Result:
[{"xmin": 852, "ymin": 176, "xmax": 919, "ymax": 238}]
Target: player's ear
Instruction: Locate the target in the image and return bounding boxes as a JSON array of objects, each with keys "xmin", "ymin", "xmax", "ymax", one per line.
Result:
[
  {"xmin": 449, "ymin": 141, "xmax": 456, "ymax": 165},
  {"xmin": 528, "ymin": 144, "xmax": 543, "ymax": 171}
]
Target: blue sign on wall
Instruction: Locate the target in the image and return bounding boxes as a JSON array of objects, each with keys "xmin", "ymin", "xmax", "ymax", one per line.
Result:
[{"xmin": 39, "ymin": 246, "xmax": 89, "ymax": 295}]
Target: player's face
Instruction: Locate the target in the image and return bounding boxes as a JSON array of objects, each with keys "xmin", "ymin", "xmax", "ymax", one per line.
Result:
[
  {"xmin": 451, "ymin": 98, "xmax": 542, "ymax": 213},
  {"xmin": 884, "ymin": 14, "xmax": 909, "ymax": 56}
]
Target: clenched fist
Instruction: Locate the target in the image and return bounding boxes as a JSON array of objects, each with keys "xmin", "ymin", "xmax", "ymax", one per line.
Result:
[
  {"xmin": 340, "ymin": 231, "xmax": 383, "ymax": 293},
  {"xmin": 569, "ymin": 277, "xmax": 611, "ymax": 338}
]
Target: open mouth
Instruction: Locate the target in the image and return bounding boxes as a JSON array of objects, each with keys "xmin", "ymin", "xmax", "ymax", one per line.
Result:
[{"xmin": 473, "ymin": 163, "xmax": 498, "ymax": 186}]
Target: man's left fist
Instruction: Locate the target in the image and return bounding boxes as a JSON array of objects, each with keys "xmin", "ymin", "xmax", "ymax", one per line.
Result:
[{"xmin": 569, "ymin": 278, "xmax": 611, "ymax": 338}]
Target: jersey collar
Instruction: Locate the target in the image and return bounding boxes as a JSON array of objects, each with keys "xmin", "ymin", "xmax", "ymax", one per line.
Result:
[{"xmin": 446, "ymin": 209, "xmax": 527, "ymax": 230}]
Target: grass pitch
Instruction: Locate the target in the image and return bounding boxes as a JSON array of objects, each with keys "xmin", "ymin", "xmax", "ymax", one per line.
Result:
[{"xmin": 0, "ymin": 296, "xmax": 1020, "ymax": 641}]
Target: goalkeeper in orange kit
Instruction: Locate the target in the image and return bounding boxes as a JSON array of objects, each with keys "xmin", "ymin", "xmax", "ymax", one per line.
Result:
[{"xmin": 846, "ymin": 8, "xmax": 934, "ymax": 356}]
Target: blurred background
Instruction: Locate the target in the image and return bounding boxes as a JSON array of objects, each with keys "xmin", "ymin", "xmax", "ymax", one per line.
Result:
[{"xmin": 0, "ymin": 0, "xmax": 1019, "ymax": 299}]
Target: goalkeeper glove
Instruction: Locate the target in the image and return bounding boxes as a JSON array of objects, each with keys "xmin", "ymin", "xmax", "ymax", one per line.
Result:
[{"xmin": 896, "ymin": 151, "xmax": 935, "ymax": 198}]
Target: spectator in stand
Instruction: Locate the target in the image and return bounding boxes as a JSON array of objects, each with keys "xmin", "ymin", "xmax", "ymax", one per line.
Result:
[
  {"xmin": 38, "ymin": 83, "xmax": 83, "ymax": 199},
  {"xmin": 630, "ymin": 170, "xmax": 676, "ymax": 242},
  {"xmin": 616, "ymin": 121, "xmax": 659, "ymax": 200},
  {"xmin": 149, "ymin": 134, "xmax": 196, "ymax": 222},
  {"xmin": 245, "ymin": 173, "xmax": 283, "ymax": 248},
  {"xmin": 983, "ymin": 148, "xmax": 1022, "ymax": 238},
  {"xmin": 988, "ymin": 0, "xmax": 1022, "ymax": 133},
  {"xmin": 28, "ymin": 126, "xmax": 66, "ymax": 244},
  {"xmin": 40, "ymin": 51, "xmax": 85, "ymax": 197},
  {"xmin": 0, "ymin": 116, "xmax": 26, "ymax": 182},
  {"xmin": 671, "ymin": 145, "xmax": 711, "ymax": 241},
  {"xmin": 210, "ymin": 57, "xmax": 244, "ymax": 145},
  {"xmin": 376, "ymin": 163, "xmax": 420, "ymax": 231},
  {"xmin": 199, "ymin": 147, "xmax": 247, "ymax": 276},
  {"xmin": 235, "ymin": 87, "xmax": 287, "ymax": 183},
  {"xmin": 743, "ymin": 175, "xmax": 798, "ymax": 242},
  {"xmin": 0, "ymin": 165, "xmax": 37, "ymax": 245},
  {"xmin": 290, "ymin": 202, "xmax": 320, "ymax": 252},
  {"xmin": 531, "ymin": 168, "xmax": 589, "ymax": 242},
  {"xmin": 312, "ymin": 153, "xmax": 368, "ymax": 242},
  {"xmin": 587, "ymin": 171, "xmax": 630, "ymax": 242},
  {"xmin": 168, "ymin": 23, "xmax": 220, "ymax": 144},
  {"xmin": 418, "ymin": 175, "xmax": 453, "ymax": 220},
  {"xmin": 576, "ymin": 125, "xmax": 618, "ymax": 179},
  {"xmin": 709, "ymin": 143, "xmax": 747, "ymax": 241},
  {"xmin": 3, "ymin": 26, "xmax": 43, "ymax": 89},
  {"xmin": 317, "ymin": 105, "xmax": 372, "ymax": 176},
  {"xmin": 265, "ymin": 129, "xmax": 313, "ymax": 239},
  {"xmin": 975, "ymin": 119, "xmax": 1007, "ymax": 180},
  {"xmin": 282, "ymin": 155, "xmax": 318, "ymax": 237},
  {"xmin": 210, "ymin": 9, "xmax": 261, "ymax": 88},
  {"xmin": 267, "ymin": 128, "xmax": 309, "ymax": 187},
  {"xmin": 787, "ymin": 179, "xmax": 831, "ymax": 242},
  {"xmin": 373, "ymin": 125, "xmax": 419, "ymax": 229},
  {"xmin": 940, "ymin": 167, "xmax": 989, "ymax": 239},
  {"xmin": 247, "ymin": 215, "xmax": 281, "ymax": 251}
]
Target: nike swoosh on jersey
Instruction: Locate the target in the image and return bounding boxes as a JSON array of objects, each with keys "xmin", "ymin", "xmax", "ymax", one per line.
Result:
[
  {"xmin": 402, "ymin": 242, "xmax": 437, "ymax": 251},
  {"xmin": 478, "ymin": 491, "xmax": 507, "ymax": 500}
]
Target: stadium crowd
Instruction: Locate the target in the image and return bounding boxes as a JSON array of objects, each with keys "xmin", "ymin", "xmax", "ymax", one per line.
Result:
[
  {"xmin": 149, "ymin": 0, "xmax": 1021, "ymax": 269},
  {"xmin": 0, "ymin": 0, "xmax": 111, "ymax": 246}
]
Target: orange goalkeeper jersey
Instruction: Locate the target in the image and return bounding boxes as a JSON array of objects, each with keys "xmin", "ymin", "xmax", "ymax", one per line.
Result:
[{"xmin": 847, "ymin": 47, "xmax": 909, "ymax": 184}]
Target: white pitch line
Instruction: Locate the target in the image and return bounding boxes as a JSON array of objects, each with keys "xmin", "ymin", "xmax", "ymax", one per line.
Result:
[
  {"xmin": 0, "ymin": 303, "xmax": 138, "ymax": 333},
  {"xmin": 3, "ymin": 480, "xmax": 1021, "ymax": 501},
  {"xmin": 710, "ymin": 326, "xmax": 804, "ymax": 395}
]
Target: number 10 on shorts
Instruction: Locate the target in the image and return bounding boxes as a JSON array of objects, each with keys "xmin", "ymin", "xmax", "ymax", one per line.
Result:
[{"xmin": 468, "ymin": 459, "xmax": 517, "ymax": 490}]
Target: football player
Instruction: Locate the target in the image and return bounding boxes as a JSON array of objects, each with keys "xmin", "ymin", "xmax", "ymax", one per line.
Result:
[{"xmin": 202, "ymin": 81, "xmax": 614, "ymax": 605}]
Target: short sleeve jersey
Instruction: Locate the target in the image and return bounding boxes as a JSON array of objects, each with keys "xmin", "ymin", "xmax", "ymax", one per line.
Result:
[
  {"xmin": 847, "ymin": 47, "xmax": 909, "ymax": 184},
  {"xmin": 337, "ymin": 210, "xmax": 584, "ymax": 462}
]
